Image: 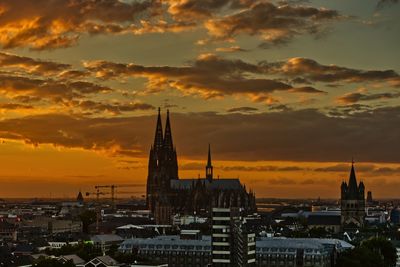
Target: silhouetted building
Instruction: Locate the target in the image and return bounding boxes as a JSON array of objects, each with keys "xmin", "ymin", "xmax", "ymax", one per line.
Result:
[
  {"xmin": 0, "ymin": 221, "xmax": 17, "ymax": 241},
  {"xmin": 146, "ymin": 109, "xmax": 256, "ymax": 224},
  {"xmin": 308, "ymin": 214, "xmax": 341, "ymax": 234},
  {"xmin": 77, "ymin": 191, "xmax": 84, "ymax": 205},
  {"xmin": 340, "ymin": 163, "xmax": 366, "ymax": 229},
  {"xmin": 366, "ymin": 191, "xmax": 373, "ymax": 205},
  {"xmin": 390, "ymin": 207, "xmax": 400, "ymax": 225}
]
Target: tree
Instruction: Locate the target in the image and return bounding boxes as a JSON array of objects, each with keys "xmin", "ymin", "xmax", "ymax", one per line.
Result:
[
  {"xmin": 336, "ymin": 246, "xmax": 383, "ymax": 267},
  {"xmin": 33, "ymin": 257, "xmax": 75, "ymax": 267},
  {"xmin": 78, "ymin": 209, "xmax": 97, "ymax": 234},
  {"xmin": 336, "ymin": 237, "xmax": 397, "ymax": 267},
  {"xmin": 361, "ymin": 237, "xmax": 397, "ymax": 267},
  {"xmin": 45, "ymin": 243, "xmax": 102, "ymax": 262}
]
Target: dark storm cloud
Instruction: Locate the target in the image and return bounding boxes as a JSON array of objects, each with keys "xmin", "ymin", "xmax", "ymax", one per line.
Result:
[
  {"xmin": 0, "ymin": 74, "xmax": 112, "ymax": 102},
  {"xmin": 377, "ymin": 0, "xmax": 399, "ymax": 9},
  {"xmin": 0, "ymin": 114, "xmax": 153, "ymax": 156},
  {"xmin": 227, "ymin": 106, "xmax": 259, "ymax": 113},
  {"xmin": 0, "ymin": 103, "xmax": 33, "ymax": 110},
  {"xmin": 84, "ymin": 55, "xmax": 400, "ymax": 103},
  {"xmin": 268, "ymin": 177, "xmax": 297, "ymax": 185},
  {"xmin": 0, "ymin": 52, "xmax": 71, "ymax": 75},
  {"xmin": 83, "ymin": 54, "xmax": 324, "ymax": 101},
  {"xmin": 180, "ymin": 162, "xmax": 205, "ymax": 170},
  {"xmin": 337, "ymin": 92, "xmax": 400, "ymax": 104},
  {"xmin": 67, "ymin": 100, "xmax": 155, "ymax": 115},
  {"xmin": 314, "ymin": 164, "xmax": 400, "ymax": 176},
  {"xmin": 220, "ymin": 165, "xmax": 305, "ymax": 172},
  {"xmin": 314, "ymin": 164, "xmax": 376, "ymax": 172},
  {"xmin": 204, "ymin": 1, "xmax": 341, "ymax": 45},
  {"xmin": 268, "ymin": 57, "xmax": 400, "ymax": 84},
  {"xmin": 1, "ymin": 106, "xmax": 400, "ymax": 162}
]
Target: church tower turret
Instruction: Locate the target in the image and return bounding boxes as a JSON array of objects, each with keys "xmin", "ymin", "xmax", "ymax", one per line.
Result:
[{"xmin": 206, "ymin": 144, "xmax": 213, "ymax": 182}]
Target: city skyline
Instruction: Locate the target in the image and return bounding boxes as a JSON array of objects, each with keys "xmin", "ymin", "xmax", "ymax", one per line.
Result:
[{"xmin": 0, "ymin": 0, "xmax": 399, "ymax": 198}]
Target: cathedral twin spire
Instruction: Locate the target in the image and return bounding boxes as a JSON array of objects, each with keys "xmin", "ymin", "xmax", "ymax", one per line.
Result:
[
  {"xmin": 152, "ymin": 108, "xmax": 214, "ymax": 182},
  {"xmin": 206, "ymin": 144, "xmax": 213, "ymax": 182},
  {"xmin": 153, "ymin": 108, "xmax": 174, "ymax": 153}
]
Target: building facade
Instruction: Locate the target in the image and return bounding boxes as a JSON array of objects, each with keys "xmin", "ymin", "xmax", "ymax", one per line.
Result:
[
  {"xmin": 211, "ymin": 207, "xmax": 256, "ymax": 267},
  {"xmin": 146, "ymin": 109, "xmax": 256, "ymax": 224},
  {"xmin": 119, "ymin": 233, "xmax": 212, "ymax": 267},
  {"xmin": 340, "ymin": 163, "xmax": 366, "ymax": 229}
]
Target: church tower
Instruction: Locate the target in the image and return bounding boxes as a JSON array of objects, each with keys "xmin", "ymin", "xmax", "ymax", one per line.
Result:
[
  {"xmin": 340, "ymin": 162, "xmax": 366, "ymax": 229},
  {"xmin": 206, "ymin": 144, "xmax": 213, "ymax": 182}
]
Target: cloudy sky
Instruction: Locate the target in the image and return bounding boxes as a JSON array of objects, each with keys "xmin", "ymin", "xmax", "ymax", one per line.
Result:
[{"xmin": 0, "ymin": 0, "xmax": 399, "ymax": 198}]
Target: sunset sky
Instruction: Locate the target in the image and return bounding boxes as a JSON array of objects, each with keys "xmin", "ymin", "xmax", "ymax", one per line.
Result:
[{"xmin": 0, "ymin": 0, "xmax": 399, "ymax": 198}]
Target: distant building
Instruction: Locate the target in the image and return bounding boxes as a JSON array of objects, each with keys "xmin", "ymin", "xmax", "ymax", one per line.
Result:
[
  {"xmin": 91, "ymin": 234, "xmax": 124, "ymax": 254},
  {"xmin": 146, "ymin": 109, "xmax": 256, "ymax": 224},
  {"xmin": 366, "ymin": 191, "xmax": 373, "ymax": 204},
  {"xmin": 390, "ymin": 207, "xmax": 400, "ymax": 225},
  {"xmin": 172, "ymin": 214, "xmax": 207, "ymax": 226},
  {"xmin": 22, "ymin": 217, "xmax": 82, "ymax": 234},
  {"xmin": 58, "ymin": 255, "xmax": 86, "ymax": 266},
  {"xmin": 0, "ymin": 220, "xmax": 17, "ymax": 241},
  {"xmin": 340, "ymin": 163, "xmax": 366, "ymax": 229},
  {"xmin": 84, "ymin": 255, "xmax": 121, "ymax": 267},
  {"xmin": 48, "ymin": 241, "xmax": 79, "ymax": 249},
  {"xmin": 307, "ymin": 213, "xmax": 341, "ymax": 234},
  {"xmin": 77, "ymin": 191, "xmax": 84, "ymax": 205}
]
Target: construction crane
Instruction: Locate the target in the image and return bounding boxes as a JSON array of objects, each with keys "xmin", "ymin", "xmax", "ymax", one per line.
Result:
[
  {"xmin": 85, "ymin": 189, "xmax": 109, "ymax": 234},
  {"xmin": 94, "ymin": 184, "xmax": 141, "ymax": 209}
]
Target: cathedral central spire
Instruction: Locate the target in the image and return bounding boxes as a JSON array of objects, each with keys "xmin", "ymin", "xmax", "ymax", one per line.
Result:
[{"xmin": 206, "ymin": 144, "xmax": 213, "ymax": 182}]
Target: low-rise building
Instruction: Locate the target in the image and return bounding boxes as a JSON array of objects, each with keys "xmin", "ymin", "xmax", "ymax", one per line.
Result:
[
  {"xmin": 91, "ymin": 234, "xmax": 124, "ymax": 254},
  {"xmin": 0, "ymin": 220, "xmax": 17, "ymax": 241},
  {"xmin": 256, "ymin": 238, "xmax": 352, "ymax": 267},
  {"xmin": 119, "ymin": 234, "xmax": 212, "ymax": 267},
  {"xmin": 307, "ymin": 214, "xmax": 341, "ymax": 234},
  {"xmin": 84, "ymin": 255, "xmax": 121, "ymax": 267}
]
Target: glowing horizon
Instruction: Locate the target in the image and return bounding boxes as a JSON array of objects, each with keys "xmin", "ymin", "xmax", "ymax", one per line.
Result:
[{"xmin": 0, "ymin": 0, "xmax": 399, "ymax": 199}]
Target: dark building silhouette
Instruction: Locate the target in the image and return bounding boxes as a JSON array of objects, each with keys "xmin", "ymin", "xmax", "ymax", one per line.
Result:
[
  {"xmin": 390, "ymin": 207, "xmax": 400, "ymax": 225},
  {"xmin": 146, "ymin": 109, "xmax": 256, "ymax": 224},
  {"xmin": 340, "ymin": 163, "xmax": 366, "ymax": 229},
  {"xmin": 77, "ymin": 191, "xmax": 84, "ymax": 205},
  {"xmin": 366, "ymin": 191, "xmax": 373, "ymax": 205}
]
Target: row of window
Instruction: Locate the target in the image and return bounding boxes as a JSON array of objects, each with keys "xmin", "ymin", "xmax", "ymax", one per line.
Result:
[
  {"xmin": 139, "ymin": 250, "xmax": 211, "ymax": 256},
  {"xmin": 121, "ymin": 243, "xmax": 211, "ymax": 251},
  {"xmin": 256, "ymin": 247, "xmax": 324, "ymax": 253}
]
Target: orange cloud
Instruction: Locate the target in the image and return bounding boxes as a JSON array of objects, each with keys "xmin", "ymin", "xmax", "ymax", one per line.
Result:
[
  {"xmin": 0, "ymin": 0, "xmax": 344, "ymax": 50},
  {"xmin": 0, "ymin": 0, "xmax": 153, "ymax": 50}
]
